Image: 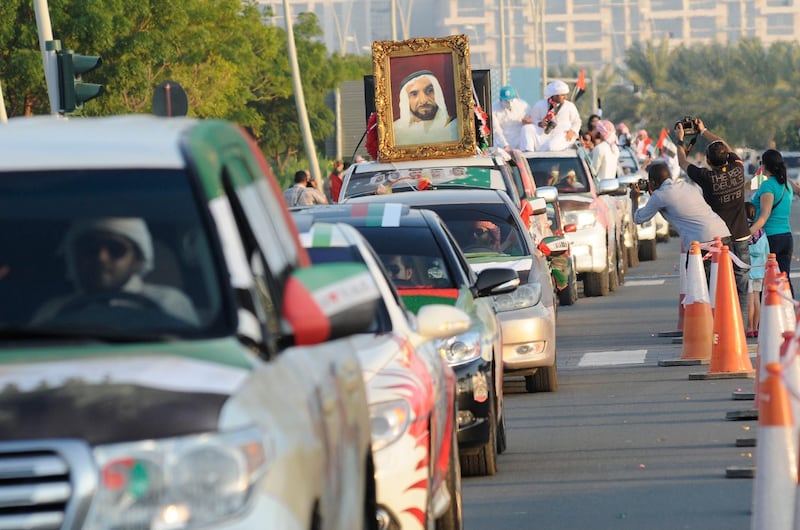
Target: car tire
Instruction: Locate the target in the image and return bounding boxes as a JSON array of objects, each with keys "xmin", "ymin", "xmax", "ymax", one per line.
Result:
[
  {"xmin": 583, "ymin": 266, "xmax": 609, "ymax": 297},
  {"xmin": 627, "ymin": 241, "xmax": 640, "ymax": 268},
  {"xmin": 363, "ymin": 450, "xmax": 378, "ymax": 530},
  {"xmin": 525, "ymin": 363, "xmax": 558, "ymax": 392},
  {"xmin": 497, "ymin": 408, "xmax": 508, "ymax": 455},
  {"xmin": 460, "ymin": 389, "xmax": 497, "ymax": 477},
  {"xmin": 639, "ymin": 239, "xmax": 657, "ymax": 261},
  {"xmin": 657, "ymin": 230, "xmax": 671, "ymax": 243},
  {"xmin": 436, "ymin": 426, "xmax": 464, "ymax": 530}
]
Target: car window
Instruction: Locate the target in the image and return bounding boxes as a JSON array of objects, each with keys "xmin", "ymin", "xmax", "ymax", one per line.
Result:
[
  {"xmin": 417, "ymin": 202, "xmax": 530, "ymax": 257},
  {"xmin": 526, "ymin": 157, "xmax": 589, "ymax": 193},
  {"xmin": 354, "ymin": 226, "xmax": 456, "ymax": 289},
  {"xmin": 344, "ymin": 166, "xmax": 506, "ymax": 198},
  {"xmin": 0, "ymin": 169, "xmax": 228, "ymax": 337}
]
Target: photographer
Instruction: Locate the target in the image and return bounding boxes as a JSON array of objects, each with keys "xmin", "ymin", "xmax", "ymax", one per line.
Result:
[
  {"xmin": 675, "ymin": 117, "xmax": 750, "ymax": 323},
  {"xmin": 283, "ymin": 170, "xmax": 329, "ymax": 207},
  {"xmin": 632, "ymin": 163, "xmax": 730, "ymax": 283}
]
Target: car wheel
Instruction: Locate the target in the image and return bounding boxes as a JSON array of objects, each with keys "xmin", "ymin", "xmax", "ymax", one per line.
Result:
[
  {"xmin": 436, "ymin": 425, "xmax": 463, "ymax": 530},
  {"xmin": 496, "ymin": 408, "xmax": 508, "ymax": 455},
  {"xmin": 583, "ymin": 265, "xmax": 609, "ymax": 297},
  {"xmin": 627, "ymin": 240, "xmax": 640, "ymax": 268},
  {"xmin": 639, "ymin": 239, "xmax": 657, "ymax": 261},
  {"xmin": 363, "ymin": 450, "xmax": 378, "ymax": 530},
  {"xmin": 558, "ymin": 282, "xmax": 575, "ymax": 306},
  {"xmin": 460, "ymin": 389, "xmax": 497, "ymax": 477},
  {"xmin": 525, "ymin": 363, "xmax": 558, "ymax": 392}
]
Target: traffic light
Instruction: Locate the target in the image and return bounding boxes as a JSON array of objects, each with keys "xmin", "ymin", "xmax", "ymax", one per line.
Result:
[{"xmin": 57, "ymin": 50, "xmax": 104, "ymax": 113}]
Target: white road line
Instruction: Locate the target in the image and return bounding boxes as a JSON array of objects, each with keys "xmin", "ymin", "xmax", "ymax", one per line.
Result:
[
  {"xmin": 624, "ymin": 279, "xmax": 666, "ymax": 286},
  {"xmin": 578, "ymin": 350, "xmax": 648, "ymax": 367}
]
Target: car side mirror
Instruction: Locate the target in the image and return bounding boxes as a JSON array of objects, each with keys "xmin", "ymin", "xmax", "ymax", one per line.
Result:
[
  {"xmin": 541, "ymin": 235, "xmax": 570, "ymax": 257},
  {"xmin": 597, "ymin": 178, "xmax": 620, "ymax": 195},
  {"xmin": 282, "ymin": 262, "xmax": 379, "ymax": 345},
  {"xmin": 474, "ymin": 267, "xmax": 520, "ymax": 298}
]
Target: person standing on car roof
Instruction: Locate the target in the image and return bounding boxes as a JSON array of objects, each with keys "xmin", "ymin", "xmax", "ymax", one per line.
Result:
[
  {"xmin": 675, "ymin": 117, "xmax": 750, "ymax": 325},
  {"xmin": 492, "ymin": 85, "xmax": 536, "ymax": 152}
]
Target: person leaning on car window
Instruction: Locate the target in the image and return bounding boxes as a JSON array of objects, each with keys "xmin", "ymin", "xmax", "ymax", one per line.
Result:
[
  {"xmin": 632, "ymin": 162, "xmax": 730, "ymax": 283},
  {"xmin": 31, "ymin": 217, "xmax": 200, "ymax": 326}
]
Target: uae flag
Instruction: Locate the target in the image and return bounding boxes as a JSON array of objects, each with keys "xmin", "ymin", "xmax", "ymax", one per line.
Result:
[{"xmin": 572, "ymin": 67, "xmax": 586, "ymax": 102}]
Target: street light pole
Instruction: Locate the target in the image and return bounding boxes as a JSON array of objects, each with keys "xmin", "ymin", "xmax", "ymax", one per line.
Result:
[
  {"xmin": 282, "ymin": 0, "xmax": 322, "ymax": 187},
  {"xmin": 33, "ymin": 0, "xmax": 59, "ymax": 115},
  {"xmin": 499, "ymin": 0, "xmax": 507, "ymax": 86}
]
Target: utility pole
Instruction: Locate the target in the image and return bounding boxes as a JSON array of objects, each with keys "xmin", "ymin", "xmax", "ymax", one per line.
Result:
[
  {"xmin": 391, "ymin": 0, "xmax": 397, "ymax": 41},
  {"xmin": 33, "ymin": 0, "xmax": 59, "ymax": 115},
  {"xmin": 499, "ymin": 0, "xmax": 508, "ymax": 86},
  {"xmin": 282, "ymin": 0, "xmax": 322, "ymax": 188},
  {"xmin": 0, "ymin": 80, "xmax": 8, "ymax": 123}
]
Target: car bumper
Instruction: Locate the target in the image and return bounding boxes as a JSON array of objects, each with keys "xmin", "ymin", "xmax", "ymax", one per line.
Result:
[
  {"xmin": 636, "ymin": 218, "xmax": 656, "ymax": 241},
  {"xmin": 453, "ymin": 357, "xmax": 492, "ymax": 451},
  {"xmin": 495, "ymin": 303, "xmax": 555, "ymax": 373},
  {"xmin": 566, "ymin": 226, "xmax": 607, "ymax": 273}
]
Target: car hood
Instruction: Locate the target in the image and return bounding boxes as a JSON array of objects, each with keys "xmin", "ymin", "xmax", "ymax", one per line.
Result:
[
  {"xmin": 0, "ymin": 338, "xmax": 255, "ymax": 444},
  {"xmin": 347, "ymin": 334, "xmax": 400, "ymax": 385},
  {"xmin": 558, "ymin": 195, "xmax": 595, "ymax": 211}
]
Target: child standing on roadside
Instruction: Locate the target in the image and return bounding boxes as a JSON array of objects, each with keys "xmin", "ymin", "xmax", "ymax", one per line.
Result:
[{"xmin": 745, "ymin": 201, "xmax": 769, "ymax": 337}]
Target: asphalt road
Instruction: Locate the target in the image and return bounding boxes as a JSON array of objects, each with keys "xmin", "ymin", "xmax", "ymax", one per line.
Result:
[{"xmin": 460, "ymin": 227, "xmax": 800, "ymax": 530}]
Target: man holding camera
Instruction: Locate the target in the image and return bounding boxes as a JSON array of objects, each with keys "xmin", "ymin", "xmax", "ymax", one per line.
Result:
[
  {"xmin": 675, "ymin": 117, "xmax": 750, "ymax": 323},
  {"xmin": 632, "ymin": 163, "xmax": 730, "ymax": 283}
]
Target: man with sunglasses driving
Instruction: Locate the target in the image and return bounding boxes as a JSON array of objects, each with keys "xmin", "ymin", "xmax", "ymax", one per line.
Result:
[{"xmin": 32, "ymin": 217, "xmax": 199, "ymax": 326}]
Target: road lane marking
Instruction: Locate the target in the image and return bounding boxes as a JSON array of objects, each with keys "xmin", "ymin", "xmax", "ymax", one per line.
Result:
[
  {"xmin": 578, "ymin": 350, "xmax": 648, "ymax": 367},
  {"xmin": 624, "ymin": 279, "xmax": 666, "ymax": 286}
]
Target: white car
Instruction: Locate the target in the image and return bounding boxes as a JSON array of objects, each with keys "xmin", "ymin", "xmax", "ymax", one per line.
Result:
[
  {"xmin": 293, "ymin": 219, "xmax": 469, "ymax": 530},
  {"xmin": 0, "ymin": 115, "xmax": 378, "ymax": 530}
]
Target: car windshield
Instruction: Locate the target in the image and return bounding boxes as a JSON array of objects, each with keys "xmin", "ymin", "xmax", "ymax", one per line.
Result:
[
  {"xmin": 344, "ymin": 166, "xmax": 508, "ymax": 198},
  {"xmin": 0, "ymin": 169, "xmax": 228, "ymax": 339},
  {"xmin": 526, "ymin": 157, "xmax": 589, "ymax": 193},
  {"xmin": 354, "ymin": 226, "xmax": 457, "ymax": 290},
  {"xmin": 416, "ymin": 203, "xmax": 530, "ymax": 257}
]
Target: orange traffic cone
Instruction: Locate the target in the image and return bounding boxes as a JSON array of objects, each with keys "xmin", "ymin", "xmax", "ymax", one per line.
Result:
[
  {"xmin": 777, "ymin": 272, "xmax": 796, "ymax": 332},
  {"xmin": 676, "ymin": 242, "xmax": 713, "ymax": 364},
  {"xmin": 708, "ymin": 238, "xmax": 722, "ymax": 316},
  {"xmin": 751, "ymin": 363, "xmax": 796, "ymax": 530},
  {"xmin": 751, "ymin": 286, "xmax": 786, "ymax": 409},
  {"xmin": 762, "ymin": 253, "xmax": 779, "ymax": 307},
  {"xmin": 691, "ymin": 246, "xmax": 754, "ymax": 379}
]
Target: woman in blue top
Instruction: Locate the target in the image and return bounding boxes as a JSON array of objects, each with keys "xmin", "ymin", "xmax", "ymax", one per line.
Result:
[{"xmin": 750, "ymin": 149, "xmax": 794, "ymax": 295}]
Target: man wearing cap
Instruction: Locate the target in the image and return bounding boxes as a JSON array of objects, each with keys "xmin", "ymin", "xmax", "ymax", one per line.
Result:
[
  {"xmin": 491, "ymin": 85, "xmax": 535, "ymax": 152},
  {"xmin": 32, "ymin": 217, "xmax": 200, "ymax": 326},
  {"xmin": 393, "ymin": 70, "xmax": 458, "ymax": 146},
  {"xmin": 530, "ymin": 80, "xmax": 582, "ymax": 152}
]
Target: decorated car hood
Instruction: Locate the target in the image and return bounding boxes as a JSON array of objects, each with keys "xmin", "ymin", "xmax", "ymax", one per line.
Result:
[
  {"xmin": 0, "ymin": 338, "xmax": 254, "ymax": 444},
  {"xmin": 347, "ymin": 334, "xmax": 400, "ymax": 384}
]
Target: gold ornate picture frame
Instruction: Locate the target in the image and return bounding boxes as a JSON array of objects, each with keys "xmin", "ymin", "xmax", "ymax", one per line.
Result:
[{"xmin": 372, "ymin": 35, "xmax": 476, "ymax": 162}]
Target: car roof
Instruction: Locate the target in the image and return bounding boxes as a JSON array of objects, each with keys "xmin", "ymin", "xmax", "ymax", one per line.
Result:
[
  {"xmin": 290, "ymin": 203, "xmax": 434, "ymax": 229},
  {"xmin": 350, "ymin": 154, "xmax": 505, "ymax": 172},
  {"xmin": 345, "ymin": 188, "xmax": 510, "ymax": 207},
  {"xmin": 0, "ymin": 115, "xmax": 205, "ymax": 170}
]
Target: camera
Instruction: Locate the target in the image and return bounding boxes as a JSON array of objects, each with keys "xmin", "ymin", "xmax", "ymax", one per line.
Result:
[
  {"xmin": 637, "ymin": 178, "xmax": 649, "ymax": 192},
  {"xmin": 676, "ymin": 116, "xmax": 698, "ymax": 135}
]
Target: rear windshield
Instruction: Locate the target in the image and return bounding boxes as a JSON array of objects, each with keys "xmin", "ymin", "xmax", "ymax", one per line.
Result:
[
  {"xmin": 344, "ymin": 166, "xmax": 508, "ymax": 199},
  {"xmin": 354, "ymin": 226, "xmax": 457, "ymax": 290},
  {"xmin": 526, "ymin": 157, "xmax": 590, "ymax": 193},
  {"xmin": 0, "ymin": 169, "xmax": 229, "ymax": 340}
]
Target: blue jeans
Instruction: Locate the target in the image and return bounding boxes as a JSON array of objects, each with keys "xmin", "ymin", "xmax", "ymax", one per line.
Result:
[
  {"xmin": 722, "ymin": 237, "xmax": 750, "ymax": 326},
  {"xmin": 767, "ymin": 232, "xmax": 795, "ymax": 296}
]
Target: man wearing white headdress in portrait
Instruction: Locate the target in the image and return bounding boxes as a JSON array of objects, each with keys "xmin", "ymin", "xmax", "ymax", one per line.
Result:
[
  {"xmin": 530, "ymin": 79, "xmax": 582, "ymax": 152},
  {"xmin": 393, "ymin": 70, "xmax": 458, "ymax": 146}
]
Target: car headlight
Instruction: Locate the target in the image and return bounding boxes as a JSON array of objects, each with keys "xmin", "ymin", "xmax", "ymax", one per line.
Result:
[
  {"xmin": 438, "ymin": 330, "xmax": 481, "ymax": 367},
  {"xmin": 493, "ymin": 282, "xmax": 542, "ymax": 312},
  {"xmin": 563, "ymin": 210, "xmax": 598, "ymax": 229},
  {"xmin": 84, "ymin": 427, "xmax": 271, "ymax": 530},
  {"xmin": 370, "ymin": 399, "xmax": 412, "ymax": 452}
]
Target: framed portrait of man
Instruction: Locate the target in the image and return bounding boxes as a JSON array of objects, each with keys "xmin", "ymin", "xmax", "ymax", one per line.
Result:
[{"xmin": 372, "ymin": 34, "xmax": 476, "ymax": 162}]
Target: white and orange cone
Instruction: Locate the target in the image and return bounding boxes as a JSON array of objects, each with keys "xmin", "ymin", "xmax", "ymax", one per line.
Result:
[
  {"xmin": 751, "ymin": 363, "xmax": 796, "ymax": 530},
  {"xmin": 680, "ymin": 242, "xmax": 713, "ymax": 362}
]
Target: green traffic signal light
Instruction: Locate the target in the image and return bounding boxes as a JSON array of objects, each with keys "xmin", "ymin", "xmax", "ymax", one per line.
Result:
[{"xmin": 57, "ymin": 50, "xmax": 104, "ymax": 113}]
